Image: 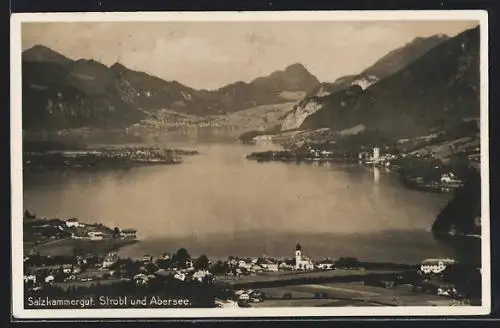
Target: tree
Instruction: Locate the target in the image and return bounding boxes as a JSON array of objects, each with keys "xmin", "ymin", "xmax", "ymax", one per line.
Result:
[
  {"xmin": 194, "ymin": 255, "xmax": 209, "ymax": 270},
  {"xmin": 172, "ymin": 248, "xmax": 191, "ymax": 268},
  {"xmin": 24, "ymin": 210, "xmax": 36, "ymax": 219},
  {"xmin": 113, "ymin": 227, "xmax": 120, "ymax": 239},
  {"xmin": 145, "ymin": 263, "xmax": 157, "ymax": 275}
]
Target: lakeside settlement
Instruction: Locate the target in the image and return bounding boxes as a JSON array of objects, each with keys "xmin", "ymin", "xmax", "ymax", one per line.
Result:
[
  {"xmin": 23, "ymin": 210, "xmax": 480, "ymax": 309},
  {"xmin": 23, "ymin": 146, "xmax": 199, "ymax": 171}
]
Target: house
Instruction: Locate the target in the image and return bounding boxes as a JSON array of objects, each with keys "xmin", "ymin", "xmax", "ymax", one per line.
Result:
[
  {"xmin": 193, "ymin": 270, "xmax": 211, "ymax": 282},
  {"xmin": 264, "ymin": 263, "xmax": 279, "ymax": 272},
  {"xmin": 102, "ymin": 253, "xmax": 120, "ymax": 268},
  {"xmin": 317, "ymin": 263, "xmax": 335, "ymax": 270},
  {"xmin": 120, "ymin": 229, "xmax": 137, "ymax": 239},
  {"xmin": 174, "ymin": 272, "xmax": 186, "ymax": 281},
  {"xmin": 279, "ymin": 261, "xmax": 295, "ymax": 270},
  {"xmin": 234, "ymin": 289, "xmax": 246, "ymax": 296},
  {"xmin": 62, "ymin": 264, "xmax": 73, "ymax": 274},
  {"xmin": 295, "ymin": 243, "xmax": 314, "ymax": 271},
  {"xmin": 23, "ymin": 275, "xmax": 37, "ymax": 284},
  {"xmin": 238, "ymin": 293, "xmax": 250, "ymax": 301},
  {"xmin": 140, "ymin": 254, "xmax": 153, "ymax": 263},
  {"xmin": 440, "ymin": 173, "xmax": 463, "ymax": 185},
  {"xmin": 133, "ymin": 273, "xmax": 149, "ymax": 285},
  {"xmin": 65, "ymin": 218, "xmax": 80, "ymax": 228},
  {"xmin": 420, "ymin": 259, "xmax": 456, "ymax": 274},
  {"xmin": 44, "ymin": 275, "xmax": 55, "ymax": 283},
  {"xmin": 88, "ymin": 231, "xmax": 104, "ymax": 240},
  {"xmin": 186, "ymin": 260, "xmax": 194, "ymax": 269}
]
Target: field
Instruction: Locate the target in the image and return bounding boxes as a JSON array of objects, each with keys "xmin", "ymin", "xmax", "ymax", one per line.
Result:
[
  {"xmin": 53, "ymin": 278, "xmax": 124, "ymax": 291},
  {"xmin": 217, "ymin": 269, "xmax": 401, "ymax": 286},
  {"xmin": 28, "ymin": 238, "xmax": 138, "ymax": 257},
  {"xmin": 251, "ymin": 282, "xmax": 460, "ymax": 307}
]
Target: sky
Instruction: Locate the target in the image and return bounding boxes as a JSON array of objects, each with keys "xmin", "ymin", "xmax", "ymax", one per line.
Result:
[{"xmin": 21, "ymin": 20, "xmax": 478, "ymax": 90}]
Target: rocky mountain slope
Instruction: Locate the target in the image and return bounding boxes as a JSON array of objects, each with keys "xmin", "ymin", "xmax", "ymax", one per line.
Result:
[
  {"xmin": 22, "ymin": 46, "xmax": 319, "ymax": 130},
  {"xmin": 281, "ymin": 33, "xmax": 452, "ymax": 131},
  {"xmin": 432, "ymin": 167, "xmax": 481, "ymax": 237}
]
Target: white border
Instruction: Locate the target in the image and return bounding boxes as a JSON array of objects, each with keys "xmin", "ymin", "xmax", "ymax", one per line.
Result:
[{"xmin": 11, "ymin": 10, "xmax": 490, "ymax": 319}]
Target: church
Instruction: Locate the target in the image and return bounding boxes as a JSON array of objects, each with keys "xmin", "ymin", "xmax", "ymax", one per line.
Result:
[{"xmin": 295, "ymin": 243, "xmax": 314, "ymax": 271}]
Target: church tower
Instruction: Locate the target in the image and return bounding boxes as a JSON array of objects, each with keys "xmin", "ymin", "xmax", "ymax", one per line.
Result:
[{"xmin": 295, "ymin": 243, "xmax": 302, "ymax": 269}]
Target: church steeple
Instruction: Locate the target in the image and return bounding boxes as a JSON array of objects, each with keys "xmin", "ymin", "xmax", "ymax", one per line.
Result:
[{"xmin": 296, "ymin": 243, "xmax": 302, "ymax": 251}]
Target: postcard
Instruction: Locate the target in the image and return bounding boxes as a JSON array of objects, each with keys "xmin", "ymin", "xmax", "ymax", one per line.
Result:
[{"xmin": 10, "ymin": 10, "xmax": 490, "ymax": 319}]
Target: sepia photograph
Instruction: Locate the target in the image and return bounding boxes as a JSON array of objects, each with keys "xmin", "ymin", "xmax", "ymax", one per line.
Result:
[{"xmin": 10, "ymin": 10, "xmax": 490, "ymax": 319}]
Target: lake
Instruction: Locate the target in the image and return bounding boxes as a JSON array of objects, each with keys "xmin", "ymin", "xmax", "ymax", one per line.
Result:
[{"xmin": 23, "ymin": 138, "xmax": 457, "ymax": 264}]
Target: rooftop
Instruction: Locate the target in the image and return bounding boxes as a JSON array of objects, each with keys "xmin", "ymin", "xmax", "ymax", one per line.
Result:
[{"xmin": 421, "ymin": 258, "xmax": 456, "ymax": 265}]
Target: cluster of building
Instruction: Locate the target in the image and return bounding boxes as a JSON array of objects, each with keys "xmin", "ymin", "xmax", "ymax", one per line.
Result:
[
  {"xmin": 23, "ymin": 211, "xmax": 137, "ymax": 256},
  {"xmin": 102, "ymin": 147, "xmax": 178, "ymax": 163},
  {"xmin": 66, "ymin": 217, "xmax": 137, "ymax": 241},
  {"xmin": 23, "ymin": 249, "xmax": 214, "ymax": 293},
  {"xmin": 359, "ymin": 147, "xmax": 398, "ymax": 167},
  {"xmin": 222, "ymin": 244, "xmax": 337, "ymax": 277},
  {"xmin": 24, "ymin": 237, "xmax": 474, "ymax": 305},
  {"xmin": 24, "ymin": 147, "xmax": 182, "ymax": 170},
  {"xmin": 23, "ymin": 254, "xmax": 99, "ymax": 290}
]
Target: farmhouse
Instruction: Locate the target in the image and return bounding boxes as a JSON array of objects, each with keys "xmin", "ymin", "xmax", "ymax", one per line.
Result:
[{"xmin": 420, "ymin": 258, "xmax": 456, "ymax": 274}]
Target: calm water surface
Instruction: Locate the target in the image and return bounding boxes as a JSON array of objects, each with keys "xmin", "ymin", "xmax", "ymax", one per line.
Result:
[{"xmin": 23, "ymin": 139, "xmax": 456, "ymax": 263}]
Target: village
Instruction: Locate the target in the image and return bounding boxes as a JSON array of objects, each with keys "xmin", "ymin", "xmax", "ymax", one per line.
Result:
[
  {"xmin": 23, "ymin": 212, "xmax": 480, "ymax": 309},
  {"xmin": 22, "ymin": 146, "xmax": 199, "ymax": 170},
  {"xmin": 247, "ymin": 137, "xmax": 479, "ymax": 194}
]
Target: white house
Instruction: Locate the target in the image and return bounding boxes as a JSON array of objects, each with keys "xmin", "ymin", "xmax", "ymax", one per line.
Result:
[
  {"xmin": 88, "ymin": 231, "xmax": 104, "ymax": 240},
  {"xmin": 140, "ymin": 254, "xmax": 153, "ymax": 263},
  {"xmin": 317, "ymin": 263, "xmax": 335, "ymax": 270},
  {"xmin": 192, "ymin": 270, "xmax": 211, "ymax": 282},
  {"xmin": 174, "ymin": 272, "xmax": 186, "ymax": 281},
  {"xmin": 420, "ymin": 259, "xmax": 456, "ymax": 274},
  {"xmin": 133, "ymin": 273, "xmax": 149, "ymax": 285},
  {"xmin": 238, "ymin": 293, "xmax": 250, "ymax": 301},
  {"xmin": 295, "ymin": 243, "xmax": 315, "ymax": 271},
  {"xmin": 234, "ymin": 289, "xmax": 246, "ymax": 296},
  {"xmin": 440, "ymin": 173, "xmax": 462, "ymax": 184},
  {"xmin": 265, "ymin": 263, "xmax": 279, "ymax": 272},
  {"xmin": 23, "ymin": 275, "xmax": 37, "ymax": 284},
  {"xmin": 120, "ymin": 229, "xmax": 137, "ymax": 239},
  {"xmin": 62, "ymin": 264, "xmax": 73, "ymax": 274},
  {"xmin": 65, "ymin": 218, "xmax": 80, "ymax": 228},
  {"xmin": 44, "ymin": 275, "xmax": 55, "ymax": 283}
]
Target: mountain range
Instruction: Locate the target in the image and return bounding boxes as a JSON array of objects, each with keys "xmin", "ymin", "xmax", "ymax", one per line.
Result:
[
  {"xmin": 22, "ymin": 45, "xmax": 319, "ymax": 130},
  {"xmin": 22, "ymin": 26, "xmax": 480, "ymax": 136},
  {"xmin": 281, "ymin": 27, "xmax": 480, "ymax": 139}
]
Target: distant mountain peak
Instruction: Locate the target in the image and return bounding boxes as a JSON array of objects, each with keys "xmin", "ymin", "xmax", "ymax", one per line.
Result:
[
  {"xmin": 25, "ymin": 44, "xmax": 54, "ymax": 52},
  {"xmin": 409, "ymin": 33, "xmax": 450, "ymax": 45},
  {"xmin": 284, "ymin": 63, "xmax": 309, "ymax": 73},
  {"xmin": 22, "ymin": 44, "xmax": 73, "ymax": 66},
  {"xmin": 251, "ymin": 63, "xmax": 320, "ymax": 93},
  {"xmin": 110, "ymin": 62, "xmax": 128, "ymax": 71}
]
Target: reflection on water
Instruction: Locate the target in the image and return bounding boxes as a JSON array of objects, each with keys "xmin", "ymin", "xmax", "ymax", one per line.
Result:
[{"xmin": 23, "ymin": 137, "xmax": 456, "ymax": 263}]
